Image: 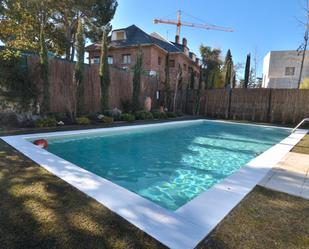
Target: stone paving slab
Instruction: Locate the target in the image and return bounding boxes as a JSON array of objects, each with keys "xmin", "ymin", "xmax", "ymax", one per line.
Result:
[{"xmin": 259, "ymin": 152, "xmax": 309, "ymax": 200}]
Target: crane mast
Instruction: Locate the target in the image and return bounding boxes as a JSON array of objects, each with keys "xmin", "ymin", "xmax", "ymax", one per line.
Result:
[{"xmin": 153, "ymin": 10, "xmax": 233, "ymax": 37}]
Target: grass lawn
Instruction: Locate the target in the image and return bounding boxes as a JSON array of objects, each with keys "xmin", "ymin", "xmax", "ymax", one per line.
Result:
[
  {"xmin": 0, "ymin": 140, "xmax": 166, "ymax": 249},
  {"xmin": 292, "ymin": 134, "xmax": 309, "ymax": 154},
  {"xmin": 0, "ymin": 129, "xmax": 308, "ymax": 249},
  {"xmin": 199, "ymin": 186, "xmax": 309, "ymax": 249}
]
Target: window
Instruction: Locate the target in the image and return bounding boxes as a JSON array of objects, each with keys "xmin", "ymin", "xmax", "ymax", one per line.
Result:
[
  {"xmin": 116, "ymin": 31, "xmax": 125, "ymax": 40},
  {"xmin": 285, "ymin": 67, "xmax": 295, "ymax": 76},
  {"xmin": 122, "ymin": 54, "xmax": 131, "ymax": 64},
  {"xmin": 169, "ymin": 59, "xmax": 175, "ymax": 67},
  {"xmin": 90, "ymin": 56, "xmax": 100, "ymax": 64},
  {"xmin": 183, "ymin": 64, "xmax": 187, "ymax": 71},
  {"xmin": 108, "ymin": 56, "xmax": 113, "ymax": 65},
  {"xmin": 111, "ymin": 30, "xmax": 126, "ymax": 41},
  {"xmin": 158, "ymin": 56, "xmax": 162, "ymax": 65}
]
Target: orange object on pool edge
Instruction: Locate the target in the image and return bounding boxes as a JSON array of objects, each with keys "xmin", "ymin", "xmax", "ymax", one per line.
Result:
[{"xmin": 33, "ymin": 139, "xmax": 48, "ymax": 149}]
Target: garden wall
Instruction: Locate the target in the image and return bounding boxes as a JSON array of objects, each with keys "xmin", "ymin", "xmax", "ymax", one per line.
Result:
[
  {"xmin": 6, "ymin": 55, "xmax": 309, "ymax": 125},
  {"xmin": 27, "ymin": 56, "xmax": 158, "ymax": 113},
  {"xmin": 181, "ymin": 88, "xmax": 309, "ymax": 124}
]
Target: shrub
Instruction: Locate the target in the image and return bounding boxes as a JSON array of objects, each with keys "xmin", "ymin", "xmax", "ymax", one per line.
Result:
[
  {"xmin": 135, "ymin": 110, "xmax": 153, "ymax": 120},
  {"xmin": 176, "ymin": 111, "xmax": 184, "ymax": 117},
  {"xmin": 76, "ymin": 116, "xmax": 91, "ymax": 125},
  {"xmin": 121, "ymin": 100, "xmax": 132, "ymax": 113},
  {"xmin": 166, "ymin": 112, "xmax": 177, "ymax": 118},
  {"xmin": 120, "ymin": 113, "xmax": 135, "ymax": 122},
  {"xmin": 49, "ymin": 112, "xmax": 67, "ymax": 121},
  {"xmin": 101, "ymin": 116, "xmax": 114, "ymax": 124},
  {"xmin": 0, "ymin": 112, "xmax": 19, "ymax": 128},
  {"xmin": 86, "ymin": 112, "xmax": 98, "ymax": 121},
  {"xmin": 104, "ymin": 108, "xmax": 122, "ymax": 120},
  {"xmin": 300, "ymin": 78, "xmax": 309, "ymax": 89},
  {"xmin": 0, "ymin": 49, "xmax": 37, "ymax": 105},
  {"xmin": 35, "ymin": 117, "xmax": 57, "ymax": 128},
  {"xmin": 152, "ymin": 111, "xmax": 168, "ymax": 119}
]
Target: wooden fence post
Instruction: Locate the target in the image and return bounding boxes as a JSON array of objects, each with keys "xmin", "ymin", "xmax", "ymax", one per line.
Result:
[
  {"xmin": 185, "ymin": 88, "xmax": 189, "ymax": 113},
  {"xmin": 205, "ymin": 90, "xmax": 208, "ymax": 117},
  {"xmin": 267, "ymin": 88, "xmax": 272, "ymax": 123},
  {"xmin": 227, "ymin": 88, "xmax": 232, "ymax": 119}
]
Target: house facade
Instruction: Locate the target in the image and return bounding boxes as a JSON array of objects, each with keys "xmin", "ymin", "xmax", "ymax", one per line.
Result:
[
  {"xmin": 85, "ymin": 25, "xmax": 201, "ymax": 90},
  {"xmin": 262, "ymin": 50, "xmax": 309, "ymax": 88}
]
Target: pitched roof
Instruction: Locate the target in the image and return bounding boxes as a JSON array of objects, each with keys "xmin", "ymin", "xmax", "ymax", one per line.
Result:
[{"xmin": 85, "ymin": 25, "xmax": 182, "ymax": 53}]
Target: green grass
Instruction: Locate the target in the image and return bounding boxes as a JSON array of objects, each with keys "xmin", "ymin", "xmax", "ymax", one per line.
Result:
[
  {"xmin": 292, "ymin": 135, "xmax": 309, "ymax": 155},
  {"xmin": 199, "ymin": 186, "xmax": 309, "ymax": 249},
  {"xmin": 0, "ymin": 140, "xmax": 166, "ymax": 249},
  {"xmin": 0, "ymin": 128, "xmax": 309, "ymax": 249}
]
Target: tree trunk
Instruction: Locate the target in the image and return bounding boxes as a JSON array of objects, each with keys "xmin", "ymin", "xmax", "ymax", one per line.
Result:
[
  {"xmin": 173, "ymin": 72, "xmax": 181, "ymax": 112},
  {"xmin": 70, "ymin": 33, "xmax": 76, "ymax": 61}
]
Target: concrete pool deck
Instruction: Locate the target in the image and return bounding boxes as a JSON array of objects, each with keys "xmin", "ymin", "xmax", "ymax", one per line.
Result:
[{"xmin": 259, "ymin": 152, "xmax": 309, "ymax": 200}]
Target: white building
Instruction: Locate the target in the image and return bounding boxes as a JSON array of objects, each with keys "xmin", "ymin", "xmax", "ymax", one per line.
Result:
[{"xmin": 262, "ymin": 50, "xmax": 309, "ymax": 88}]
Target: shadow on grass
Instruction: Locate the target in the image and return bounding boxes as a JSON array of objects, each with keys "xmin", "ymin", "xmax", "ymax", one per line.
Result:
[{"xmin": 0, "ymin": 140, "xmax": 166, "ymax": 249}]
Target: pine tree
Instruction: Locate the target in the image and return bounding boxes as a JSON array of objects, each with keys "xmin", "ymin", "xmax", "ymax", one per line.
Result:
[
  {"xmin": 74, "ymin": 17, "xmax": 85, "ymax": 116},
  {"xmin": 244, "ymin": 53, "xmax": 251, "ymax": 88},
  {"xmin": 132, "ymin": 47, "xmax": 143, "ymax": 111},
  {"xmin": 99, "ymin": 27, "xmax": 110, "ymax": 111}
]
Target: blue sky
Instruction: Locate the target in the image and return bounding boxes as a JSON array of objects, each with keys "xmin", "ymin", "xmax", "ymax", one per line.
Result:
[{"xmin": 111, "ymin": 0, "xmax": 307, "ymax": 77}]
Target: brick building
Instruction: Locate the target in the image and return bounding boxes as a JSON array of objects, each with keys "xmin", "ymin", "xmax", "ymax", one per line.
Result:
[{"xmin": 85, "ymin": 25, "xmax": 201, "ymax": 90}]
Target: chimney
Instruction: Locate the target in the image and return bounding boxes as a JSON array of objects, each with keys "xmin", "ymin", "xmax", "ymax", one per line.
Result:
[
  {"xmin": 175, "ymin": 35, "xmax": 180, "ymax": 44},
  {"xmin": 182, "ymin": 37, "xmax": 187, "ymax": 47}
]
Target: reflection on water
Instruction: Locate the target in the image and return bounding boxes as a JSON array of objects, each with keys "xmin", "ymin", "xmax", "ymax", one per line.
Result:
[{"xmin": 48, "ymin": 122, "xmax": 289, "ymax": 210}]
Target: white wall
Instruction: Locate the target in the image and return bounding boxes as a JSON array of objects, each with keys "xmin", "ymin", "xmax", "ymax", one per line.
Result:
[{"xmin": 262, "ymin": 50, "xmax": 309, "ymax": 88}]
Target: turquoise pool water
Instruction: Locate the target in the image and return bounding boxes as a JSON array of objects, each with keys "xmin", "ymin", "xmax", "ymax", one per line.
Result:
[{"xmin": 47, "ymin": 121, "xmax": 289, "ymax": 210}]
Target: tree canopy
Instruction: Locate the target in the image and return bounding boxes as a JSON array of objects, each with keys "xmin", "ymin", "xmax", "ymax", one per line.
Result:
[
  {"xmin": 0, "ymin": 0, "xmax": 118, "ymax": 59},
  {"xmin": 200, "ymin": 45, "xmax": 224, "ymax": 89},
  {"xmin": 300, "ymin": 77, "xmax": 309, "ymax": 89}
]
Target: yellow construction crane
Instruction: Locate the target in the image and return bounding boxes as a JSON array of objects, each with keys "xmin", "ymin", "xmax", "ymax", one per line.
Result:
[{"xmin": 153, "ymin": 10, "xmax": 233, "ymax": 37}]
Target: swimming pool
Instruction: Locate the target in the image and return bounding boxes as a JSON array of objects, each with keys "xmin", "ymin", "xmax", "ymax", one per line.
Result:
[
  {"xmin": 47, "ymin": 120, "xmax": 289, "ymax": 210},
  {"xmin": 2, "ymin": 120, "xmax": 306, "ymax": 249}
]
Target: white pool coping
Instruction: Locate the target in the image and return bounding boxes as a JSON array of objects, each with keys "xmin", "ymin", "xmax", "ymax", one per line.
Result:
[{"xmin": 1, "ymin": 120, "xmax": 307, "ymax": 249}]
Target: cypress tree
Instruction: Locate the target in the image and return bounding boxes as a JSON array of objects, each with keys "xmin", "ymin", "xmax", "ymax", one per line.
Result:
[
  {"xmin": 244, "ymin": 53, "xmax": 251, "ymax": 88},
  {"xmin": 223, "ymin": 49, "xmax": 233, "ymax": 87},
  {"xmin": 74, "ymin": 17, "xmax": 85, "ymax": 116},
  {"xmin": 39, "ymin": 25, "xmax": 49, "ymax": 114},
  {"xmin": 173, "ymin": 63, "xmax": 182, "ymax": 112},
  {"xmin": 190, "ymin": 70, "xmax": 195, "ymax": 89},
  {"xmin": 164, "ymin": 53, "xmax": 171, "ymax": 107},
  {"xmin": 195, "ymin": 65, "xmax": 204, "ymax": 114},
  {"xmin": 132, "ymin": 47, "xmax": 143, "ymax": 111},
  {"xmin": 232, "ymin": 73, "xmax": 236, "ymax": 88},
  {"xmin": 99, "ymin": 27, "xmax": 110, "ymax": 111}
]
